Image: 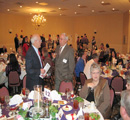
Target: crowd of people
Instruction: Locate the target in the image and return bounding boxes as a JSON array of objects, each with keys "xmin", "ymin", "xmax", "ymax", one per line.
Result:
[{"xmin": 0, "ymin": 32, "xmax": 130, "ymax": 119}]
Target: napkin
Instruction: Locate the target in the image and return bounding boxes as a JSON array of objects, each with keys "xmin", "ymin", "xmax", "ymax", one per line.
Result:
[
  {"xmin": 28, "ymin": 91, "xmax": 42, "ymax": 100},
  {"xmin": 9, "ymin": 94, "xmax": 23, "ymax": 106},
  {"xmin": 28, "ymin": 91, "xmax": 34, "ymax": 100},
  {"xmin": 66, "ymin": 114, "xmax": 77, "ymax": 120},
  {"xmin": 76, "ymin": 107, "xmax": 83, "ymax": 118},
  {"xmin": 0, "ymin": 109, "xmax": 2, "ymax": 117},
  {"xmin": 50, "ymin": 90, "xmax": 62, "ymax": 101}
]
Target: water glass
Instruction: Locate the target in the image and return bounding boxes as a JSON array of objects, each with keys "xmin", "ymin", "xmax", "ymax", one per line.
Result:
[
  {"xmin": 73, "ymin": 100, "xmax": 79, "ymax": 109},
  {"xmin": 5, "ymin": 96, "xmax": 10, "ymax": 111},
  {"xmin": 79, "ymin": 101, "xmax": 84, "ymax": 108},
  {"xmin": 84, "ymin": 113, "xmax": 89, "ymax": 120},
  {"xmin": 78, "ymin": 115, "xmax": 84, "ymax": 120},
  {"xmin": 25, "ymin": 88, "xmax": 30, "ymax": 100}
]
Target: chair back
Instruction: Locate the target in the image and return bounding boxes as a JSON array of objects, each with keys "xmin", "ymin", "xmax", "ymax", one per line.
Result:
[
  {"xmin": 110, "ymin": 76, "xmax": 124, "ymax": 94},
  {"xmin": 80, "ymin": 72, "xmax": 87, "ymax": 86},
  {"xmin": 0, "ymin": 87, "xmax": 9, "ymax": 97},
  {"xmin": 59, "ymin": 81, "xmax": 73, "ymax": 93},
  {"xmin": 110, "ymin": 88, "xmax": 114, "ymax": 107},
  {"xmin": 8, "ymin": 71, "xmax": 20, "ymax": 86},
  {"xmin": 23, "ymin": 75, "xmax": 26, "ymax": 88}
]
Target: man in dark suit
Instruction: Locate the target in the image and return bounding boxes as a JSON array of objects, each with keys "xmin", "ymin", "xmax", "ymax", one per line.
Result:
[
  {"xmin": 55, "ymin": 33, "xmax": 75, "ymax": 91},
  {"xmin": 14, "ymin": 34, "xmax": 19, "ymax": 52},
  {"xmin": 25, "ymin": 34, "xmax": 45, "ymax": 90}
]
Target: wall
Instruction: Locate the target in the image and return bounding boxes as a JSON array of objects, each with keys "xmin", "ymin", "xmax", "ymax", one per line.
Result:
[
  {"xmin": 123, "ymin": 11, "xmax": 129, "ymax": 54},
  {"xmin": 0, "ymin": 13, "xmax": 126, "ymax": 53},
  {"xmin": 73, "ymin": 14, "xmax": 123, "ymax": 52}
]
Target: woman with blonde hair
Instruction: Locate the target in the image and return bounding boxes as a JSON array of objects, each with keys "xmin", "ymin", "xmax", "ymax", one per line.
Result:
[{"xmin": 79, "ymin": 63, "xmax": 111, "ymax": 119}]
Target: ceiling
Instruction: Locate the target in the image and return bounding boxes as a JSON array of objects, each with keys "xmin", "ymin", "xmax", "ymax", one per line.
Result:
[{"xmin": 0, "ymin": 0, "xmax": 130, "ymax": 16}]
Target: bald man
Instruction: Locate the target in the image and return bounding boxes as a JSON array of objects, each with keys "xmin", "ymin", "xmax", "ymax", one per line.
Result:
[
  {"xmin": 55, "ymin": 33, "xmax": 75, "ymax": 91},
  {"xmin": 25, "ymin": 34, "xmax": 45, "ymax": 90}
]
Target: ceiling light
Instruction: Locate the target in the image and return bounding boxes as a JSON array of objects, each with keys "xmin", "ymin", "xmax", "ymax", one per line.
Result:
[
  {"xmin": 75, "ymin": 12, "xmax": 77, "ymax": 14},
  {"xmin": 92, "ymin": 10, "xmax": 94, "ymax": 12},
  {"xmin": 39, "ymin": 2, "xmax": 48, "ymax": 6},
  {"xmin": 7, "ymin": 9, "xmax": 10, "ymax": 11},
  {"xmin": 59, "ymin": 8, "xmax": 61, "ymax": 10},
  {"xmin": 20, "ymin": 6, "xmax": 22, "ymax": 8},
  {"xmin": 30, "ymin": 13, "xmax": 32, "ymax": 15},
  {"xmin": 36, "ymin": 1, "xmax": 39, "ymax": 4},
  {"xmin": 31, "ymin": 14, "xmax": 46, "ymax": 28},
  {"xmin": 112, "ymin": 8, "xmax": 115, "ymax": 11},
  {"xmin": 101, "ymin": 1, "xmax": 104, "ymax": 4},
  {"xmin": 60, "ymin": 14, "xmax": 62, "ymax": 16},
  {"xmin": 78, "ymin": 4, "xmax": 80, "ymax": 7}
]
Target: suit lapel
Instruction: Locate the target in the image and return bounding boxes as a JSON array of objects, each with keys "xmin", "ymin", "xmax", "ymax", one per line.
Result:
[
  {"xmin": 31, "ymin": 47, "xmax": 41, "ymax": 68},
  {"xmin": 59, "ymin": 44, "xmax": 69, "ymax": 58}
]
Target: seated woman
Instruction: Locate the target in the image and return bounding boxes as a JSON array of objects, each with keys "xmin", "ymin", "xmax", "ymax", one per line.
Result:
[
  {"xmin": 79, "ymin": 63, "xmax": 111, "ymax": 119},
  {"xmin": 6, "ymin": 54, "xmax": 21, "ymax": 76}
]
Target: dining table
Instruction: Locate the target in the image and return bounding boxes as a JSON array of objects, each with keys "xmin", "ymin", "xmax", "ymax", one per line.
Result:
[{"xmin": 1, "ymin": 91, "xmax": 104, "ymax": 120}]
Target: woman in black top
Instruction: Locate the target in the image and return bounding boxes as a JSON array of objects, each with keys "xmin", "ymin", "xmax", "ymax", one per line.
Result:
[{"xmin": 6, "ymin": 54, "xmax": 21, "ymax": 76}]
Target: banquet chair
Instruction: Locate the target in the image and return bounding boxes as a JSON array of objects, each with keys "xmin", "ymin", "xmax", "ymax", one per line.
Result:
[
  {"xmin": 110, "ymin": 75, "xmax": 125, "ymax": 95},
  {"xmin": 8, "ymin": 71, "xmax": 21, "ymax": 94},
  {"xmin": 59, "ymin": 81, "xmax": 73, "ymax": 93},
  {"xmin": 0, "ymin": 58, "xmax": 5, "ymax": 63},
  {"xmin": 110, "ymin": 88, "xmax": 115, "ymax": 108},
  {"xmin": 23, "ymin": 75, "xmax": 26, "ymax": 88},
  {"xmin": 0, "ymin": 87, "xmax": 9, "ymax": 97},
  {"xmin": 80, "ymin": 72, "xmax": 87, "ymax": 86}
]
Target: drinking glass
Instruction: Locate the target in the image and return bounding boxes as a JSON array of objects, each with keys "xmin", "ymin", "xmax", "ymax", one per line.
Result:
[
  {"xmin": 73, "ymin": 100, "xmax": 79, "ymax": 109},
  {"xmin": 71, "ymin": 91, "xmax": 75, "ymax": 102},
  {"xmin": 84, "ymin": 113, "xmax": 89, "ymax": 120},
  {"xmin": 78, "ymin": 115, "xmax": 84, "ymax": 120},
  {"xmin": 25, "ymin": 88, "xmax": 30, "ymax": 100},
  {"xmin": 0, "ymin": 96, "xmax": 5, "ymax": 108},
  {"xmin": 5, "ymin": 95, "xmax": 10, "ymax": 111},
  {"xmin": 79, "ymin": 101, "xmax": 84, "ymax": 109},
  {"xmin": 67, "ymin": 91, "xmax": 71, "ymax": 103},
  {"xmin": 22, "ymin": 88, "xmax": 26, "ymax": 96}
]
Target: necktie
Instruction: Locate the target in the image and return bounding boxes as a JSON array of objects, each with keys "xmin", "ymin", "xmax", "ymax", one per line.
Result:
[
  {"xmin": 59, "ymin": 47, "xmax": 62, "ymax": 55},
  {"xmin": 38, "ymin": 50, "xmax": 43, "ymax": 67}
]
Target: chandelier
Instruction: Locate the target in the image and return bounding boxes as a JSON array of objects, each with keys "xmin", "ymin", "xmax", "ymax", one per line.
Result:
[{"xmin": 31, "ymin": 14, "xmax": 46, "ymax": 28}]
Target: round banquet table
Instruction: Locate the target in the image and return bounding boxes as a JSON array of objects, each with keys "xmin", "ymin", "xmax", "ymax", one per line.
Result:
[{"xmin": 2, "ymin": 95, "xmax": 104, "ymax": 120}]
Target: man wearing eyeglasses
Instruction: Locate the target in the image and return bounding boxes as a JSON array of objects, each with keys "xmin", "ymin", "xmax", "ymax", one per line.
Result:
[
  {"xmin": 54, "ymin": 33, "xmax": 75, "ymax": 91},
  {"xmin": 25, "ymin": 34, "xmax": 45, "ymax": 90}
]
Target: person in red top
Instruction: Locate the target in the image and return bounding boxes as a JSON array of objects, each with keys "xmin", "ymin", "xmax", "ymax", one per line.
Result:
[{"xmin": 22, "ymin": 36, "xmax": 30, "ymax": 57}]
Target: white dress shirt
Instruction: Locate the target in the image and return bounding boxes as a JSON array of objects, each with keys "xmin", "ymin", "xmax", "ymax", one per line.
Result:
[
  {"xmin": 83, "ymin": 59, "xmax": 94, "ymax": 79},
  {"xmin": 32, "ymin": 45, "xmax": 43, "ymax": 68}
]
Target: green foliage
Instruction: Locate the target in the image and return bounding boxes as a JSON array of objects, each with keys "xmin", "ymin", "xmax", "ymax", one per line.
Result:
[
  {"xmin": 89, "ymin": 113, "xmax": 100, "ymax": 120},
  {"xmin": 74, "ymin": 96, "xmax": 84, "ymax": 102}
]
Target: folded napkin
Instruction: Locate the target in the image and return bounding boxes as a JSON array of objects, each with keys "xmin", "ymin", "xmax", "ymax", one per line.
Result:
[
  {"xmin": 0, "ymin": 109, "xmax": 2, "ymax": 117},
  {"xmin": 76, "ymin": 107, "xmax": 83, "ymax": 118},
  {"xmin": 66, "ymin": 114, "xmax": 76, "ymax": 120},
  {"xmin": 28, "ymin": 91, "xmax": 34, "ymax": 100},
  {"xmin": 50, "ymin": 90, "xmax": 62, "ymax": 101},
  {"xmin": 9, "ymin": 94, "xmax": 23, "ymax": 106}
]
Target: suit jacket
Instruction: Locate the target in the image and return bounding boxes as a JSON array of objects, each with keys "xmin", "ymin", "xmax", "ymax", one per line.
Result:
[
  {"xmin": 79, "ymin": 77, "xmax": 111, "ymax": 119},
  {"xmin": 25, "ymin": 46, "xmax": 43, "ymax": 90},
  {"xmin": 55, "ymin": 44, "xmax": 75, "ymax": 82}
]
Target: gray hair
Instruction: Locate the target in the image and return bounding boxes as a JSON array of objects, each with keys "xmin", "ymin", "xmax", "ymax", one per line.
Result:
[
  {"xmin": 121, "ymin": 90, "xmax": 130, "ymax": 117},
  {"xmin": 61, "ymin": 33, "xmax": 68, "ymax": 41},
  {"xmin": 31, "ymin": 34, "xmax": 39, "ymax": 44},
  {"xmin": 90, "ymin": 62, "xmax": 101, "ymax": 73}
]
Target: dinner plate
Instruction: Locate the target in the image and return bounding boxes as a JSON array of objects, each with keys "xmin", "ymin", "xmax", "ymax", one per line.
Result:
[
  {"xmin": 58, "ymin": 100, "xmax": 67, "ymax": 105},
  {"xmin": 62, "ymin": 105, "xmax": 72, "ymax": 111}
]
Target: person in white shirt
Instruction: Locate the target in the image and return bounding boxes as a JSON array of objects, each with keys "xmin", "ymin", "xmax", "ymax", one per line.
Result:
[{"xmin": 83, "ymin": 53, "xmax": 99, "ymax": 79}]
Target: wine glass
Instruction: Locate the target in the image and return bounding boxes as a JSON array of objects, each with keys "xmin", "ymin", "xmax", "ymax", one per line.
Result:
[
  {"xmin": 5, "ymin": 95, "xmax": 10, "ymax": 111},
  {"xmin": 0, "ymin": 96, "xmax": 5, "ymax": 108},
  {"xmin": 71, "ymin": 91, "xmax": 75, "ymax": 102},
  {"xmin": 25, "ymin": 88, "xmax": 30, "ymax": 100}
]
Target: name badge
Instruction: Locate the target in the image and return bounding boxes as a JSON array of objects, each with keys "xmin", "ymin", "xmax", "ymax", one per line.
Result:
[{"xmin": 63, "ymin": 59, "xmax": 67, "ymax": 63}]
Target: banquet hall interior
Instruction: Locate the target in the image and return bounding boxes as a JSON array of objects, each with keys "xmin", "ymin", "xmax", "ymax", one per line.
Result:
[{"xmin": 0, "ymin": 0, "xmax": 130, "ymax": 120}]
